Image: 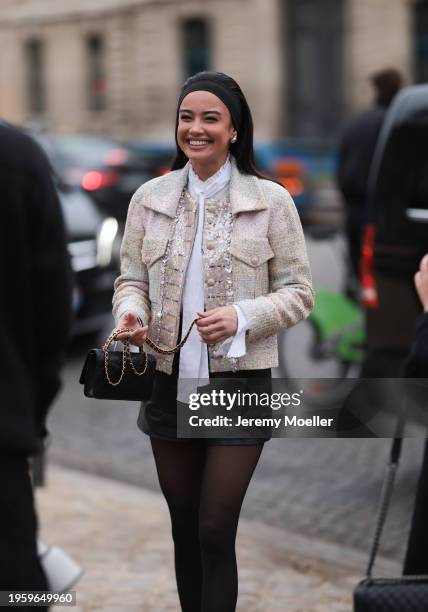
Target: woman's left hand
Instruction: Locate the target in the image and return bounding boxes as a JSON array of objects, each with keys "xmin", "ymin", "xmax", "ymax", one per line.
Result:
[{"xmin": 196, "ymin": 306, "xmax": 238, "ymax": 344}]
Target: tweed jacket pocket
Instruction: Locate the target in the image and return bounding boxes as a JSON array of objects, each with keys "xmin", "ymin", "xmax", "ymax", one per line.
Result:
[
  {"xmin": 230, "ymin": 238, "xmax": 274, "ymax": 298},
  {"xmin": 141, "ymin": 237, "xmax": 168, "ymax": 304},
  {"xmin": 141, "ymin": 237, "xmax": 169, "ymax": 266}
]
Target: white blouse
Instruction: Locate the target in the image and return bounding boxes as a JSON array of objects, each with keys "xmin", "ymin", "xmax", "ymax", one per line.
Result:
[{"xmin": 177, "ymin": 155, "xmax": 249, "ymax": 402}]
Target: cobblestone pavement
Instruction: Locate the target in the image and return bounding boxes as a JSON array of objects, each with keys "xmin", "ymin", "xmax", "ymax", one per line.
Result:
[
  {"xmin": 47, "ymin": 352, "xmax": 426, "ymax": 565},
  {"xmin": 37, "ymin": 466, "xmax": 400, "ymax": 612}
]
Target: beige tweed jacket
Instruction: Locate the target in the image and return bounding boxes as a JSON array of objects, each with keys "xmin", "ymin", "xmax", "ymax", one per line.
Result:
[{"xmin": 113, "ymin": 157, "xmax": 314, "ymax": 374}]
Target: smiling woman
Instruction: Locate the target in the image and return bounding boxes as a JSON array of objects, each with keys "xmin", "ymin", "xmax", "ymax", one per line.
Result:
[
  {"xmin": 112, "ymin": 70, "xmax": 314, "ymax": 611},
  {"xmin": 177, "ymin": 90, "xmax": 236, "ymax": 180}
]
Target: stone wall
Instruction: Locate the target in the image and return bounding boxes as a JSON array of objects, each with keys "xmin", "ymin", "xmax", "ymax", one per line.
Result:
[
  {"xmin": 344, "ymin": 0, "xmax": 413, "ymax": 112},
  {"xmin": 0, "ymin": 0, "xmax": 418, "ymax": 140}
]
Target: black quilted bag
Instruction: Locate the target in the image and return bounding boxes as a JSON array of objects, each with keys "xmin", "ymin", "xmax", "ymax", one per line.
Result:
[
  {"xmin": 353, "ymin": 414, "xmax": 428, "ymax": 612},
  {"xmin": 79, "ymin": 327, "xmax": 157, "ymax": 401},
  {"xmin": 354, "ymin": 576, "xmax": 428, "ymax": 611},
  {"xmin": 80, "ymin": 321, "xmax": 197, "ymax": 401}
]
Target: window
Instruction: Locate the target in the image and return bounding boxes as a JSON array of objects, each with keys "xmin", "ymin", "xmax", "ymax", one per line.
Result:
[
  {"xmin": 283, "ymin": 0, "xmax": 344, "ymax": 139},
  {"xmin": 25, "ymin": 38, "xmax": 45, "ymax": 114},
  {"xmin": 414, "ymin": 0, "xmax": 428, "ymax": 83},
  {"xmin": 86, "ymin": 34, "xmax": 107, "ymax": 111},
  {"xmin": 182, "ymin": 18, "xmax": 210, "ymax": 78}
]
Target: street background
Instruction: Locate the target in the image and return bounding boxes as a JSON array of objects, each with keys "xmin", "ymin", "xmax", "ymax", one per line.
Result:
[{"xmin": 1, "ymin": 0, "xmax": 427, "ymax": 609}]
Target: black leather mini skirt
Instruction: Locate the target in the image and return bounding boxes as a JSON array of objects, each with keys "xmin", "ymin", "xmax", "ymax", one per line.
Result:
[{"xmin": 137, "ymin": 347, "xmax": 272, "ymax": 446}]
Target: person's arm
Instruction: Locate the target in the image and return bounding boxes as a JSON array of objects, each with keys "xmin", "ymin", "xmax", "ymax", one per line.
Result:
[
  {"xmin": 403, "ymin": 255, "xmax": 428, "ymax": 377},
  {"xmin": 30, "ymin": 149, "xmax": 73, "ymax": 434},
  {"xmin": 112, "ymin": 187, "xmax": 151, "ymax": 327},
  {"xmin": 234, "ymin": 184, "xmax": 314, "ymax": 344}
]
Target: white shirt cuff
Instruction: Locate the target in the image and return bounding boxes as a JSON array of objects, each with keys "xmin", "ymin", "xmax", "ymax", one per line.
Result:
[{"xmin": 213, "ymin": 305, "xmax": 249, "ymax": 359}]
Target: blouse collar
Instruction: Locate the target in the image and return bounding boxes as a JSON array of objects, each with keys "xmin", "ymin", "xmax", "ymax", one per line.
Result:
[{"xmin": 187, "ymin": 154, "xmax": 232, "ymax": 200}]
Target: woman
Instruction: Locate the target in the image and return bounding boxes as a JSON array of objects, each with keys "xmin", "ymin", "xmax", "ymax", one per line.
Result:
[{"xmin": 112, "ymin": 71, "xmax": 313, "ymax": 611}]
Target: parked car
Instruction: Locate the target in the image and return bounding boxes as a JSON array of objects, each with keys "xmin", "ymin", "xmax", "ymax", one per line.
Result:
[
  {"xmin": 127, "ymin": 141, "xmax": 176, "ymax": 176},
  {"xmin": 254, "ymin": 140, "xmax": 340, "ymax": 225},
  {"xmin": 33, "ymin": 133, "xmax": 156, "ymax": 223},
  {"xmin": 59, "ymin": 183, "xmax": 120, "ymax": 336},
  {"xmin": 28, "ymin": 131, "xmax": 120, "ymax": 336},
  {"xmin": 360, "ymin": 84, "xmax": 428, "ymax": 376}
]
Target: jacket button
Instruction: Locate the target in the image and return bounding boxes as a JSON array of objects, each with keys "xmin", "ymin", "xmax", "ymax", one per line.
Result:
[
  {"xmin": 207, "ymin": 278, "xmax": 215, "ymax": 287},
  {"xmin": 251, "ymin": 256, "xmax": 259, "ymax": 266},
  {"xmin": 206, "ymin": 242, "xmax": 215, "ymax": 250},
  {"xmin": 207, "ymin": 206, "xmax": 216, "ymax": 213}
]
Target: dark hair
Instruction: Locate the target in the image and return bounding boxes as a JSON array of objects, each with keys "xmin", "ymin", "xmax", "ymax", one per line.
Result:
[
  {"xmin": 171, "ymin": 71, "xmax": 268, "ymax": 180},
  {"xmin": 371, "ymin": 68, "xmax": 403, "ymax": 107}
]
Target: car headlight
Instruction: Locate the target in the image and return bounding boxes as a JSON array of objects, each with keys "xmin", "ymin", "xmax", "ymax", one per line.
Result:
[{"xmin": 96, "ymin": 217, "xmax": 119, "ymax": 267}]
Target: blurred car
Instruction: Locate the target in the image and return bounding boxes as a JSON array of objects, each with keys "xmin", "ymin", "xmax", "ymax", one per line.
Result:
[
  {"xmin": 59, "ymin": 183, "xmax": 120, "ymax": 336},
  {"xmin": 360, "ymin": 84, "xmax": 428, "ymax": 376},
  {"xmin": 127, "ymin": 141, "xmax": 176, "ymax": 176},
  {"xmin": 34, "ymin": 133, "xmax": 156, "ymax": 223},
  {"xmin": 254, "ymin": 140, "xmax": 340, "ymax": 225},
  {"xmin": 29, "ymin": 131, "xmax": 120, "ymax": 336}
]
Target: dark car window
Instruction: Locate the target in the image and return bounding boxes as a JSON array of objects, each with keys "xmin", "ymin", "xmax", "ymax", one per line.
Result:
[
  {"xmin": 409, "ymin": 159, "xmax": 428, "ymax": 209},
  {"xmin": 371, "ymin": 120, "xmax": 428, "ymax": 270}
]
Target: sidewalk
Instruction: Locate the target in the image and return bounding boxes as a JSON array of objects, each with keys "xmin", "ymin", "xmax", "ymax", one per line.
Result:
[{"xmin": 36, "ymin": 466, "xmax": 400, "ymax": 612}]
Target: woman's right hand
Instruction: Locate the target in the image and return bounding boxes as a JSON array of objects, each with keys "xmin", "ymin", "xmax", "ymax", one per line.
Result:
[
  {"xmin": 115, "ymin": 311, "xmax": 148, "ymax": 347},
  {"xmin": 415, "ymin": 254, "xmax": 428, "ymax": 313}
]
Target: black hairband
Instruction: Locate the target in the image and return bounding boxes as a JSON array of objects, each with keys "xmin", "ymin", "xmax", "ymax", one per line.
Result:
[{"xmin": 178, "ymin": 80, "xmax": 242, "ymax": 131}]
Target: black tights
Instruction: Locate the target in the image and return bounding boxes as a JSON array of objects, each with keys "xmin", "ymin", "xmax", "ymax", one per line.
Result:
[{"xmin": 150, "ymin": 438, "xmax": 264, "ymax": 612}]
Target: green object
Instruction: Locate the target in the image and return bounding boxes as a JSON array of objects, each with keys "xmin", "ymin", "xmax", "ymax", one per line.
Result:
[{"xmin": 310, "ymin": 289, "xmax": 365, "ymax": 363}]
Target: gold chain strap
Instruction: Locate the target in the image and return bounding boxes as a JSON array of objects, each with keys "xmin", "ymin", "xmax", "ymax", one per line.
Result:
[
  {"xmin": 143, "ymin": 318, "xmax": 198, "ymax": 355},
  {"xmin": 103, "ymin": 328, "xmax": 130, "ymax": 386},
  {"xmin": 102, "ymin": 320, "xmax": 198, "ymax": 386},
  {"xmin": 124, "ymin": 342, "xmax": 149, "ymax": 376}
]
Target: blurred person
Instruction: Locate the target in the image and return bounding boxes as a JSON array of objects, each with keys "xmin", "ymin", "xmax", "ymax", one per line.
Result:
[
  {"xmin": 337, "ymin": 68, "xmax": 403, "ymax": 296},
  {"xmin": 112, "ymin": 71, "xmax": 313, "ymax": 611},
  {"xmin": 403, "ymin": 253, "xmax": 428, "ymax": 574},
  {"xmin": 0, "ymin": 121, "xmax": 72, "ymax": 598}
]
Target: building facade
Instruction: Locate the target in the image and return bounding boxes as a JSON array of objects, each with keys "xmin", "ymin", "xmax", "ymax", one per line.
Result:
[{"xmin": 0, "ymin": 0, "xmax": 425, "ymax": 142}]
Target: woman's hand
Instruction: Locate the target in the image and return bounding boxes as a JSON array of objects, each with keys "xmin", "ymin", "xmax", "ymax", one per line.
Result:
[
  {"xmin": 115, "ymin": 311, "xmax": 148, "ymax": 347},
  {"xmin": 415, "ymin": 254, "xmax": 428, "ymax": 313},
  {"xmin": 196, "ymin": 306, "xmax": 238, "ymax": 344}
]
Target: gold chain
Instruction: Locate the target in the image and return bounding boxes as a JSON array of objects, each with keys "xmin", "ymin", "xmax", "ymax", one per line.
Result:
[
  {"xmin": 102, "ymin": 320, "xmax": 198, "ymax": 386},
  {"xmin": 143, "ymin": 319, "xmax": 198, "ymax": 354},
  {"xmin": 103, "ymin": 328, "xmax": 129, "ymax": 386},
  {"xmin": 124, "ymin": 342, "xmax": 149, "ymax": 376}
]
